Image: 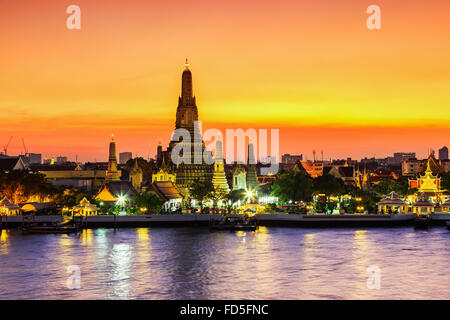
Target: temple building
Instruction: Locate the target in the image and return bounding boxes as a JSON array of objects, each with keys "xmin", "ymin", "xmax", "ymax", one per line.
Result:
[
  {"xmin": 152, "ymin": 155, "xmax": 176, "ymax": 183},
  {"xmin": 212, "ymin": 139, "xmax": 230, "ymax": 192},
  {"xmin": 322, "ymin": 164, "xmax": 357, "ymax": 185},
  {"xmin": 412, "ymin": 193, "xmax": 435, "ymax": 215},
  {"xmin": 408, "ymin": 153, "xmax": 446, "ymax": 203},
  {"xmin": 300, "ymin": 160, "xmax": 323, "ymax": 178},
  {"xmin": 106, "ymin": 134, "xmax": 120, "ymax": 182},
  {"xmin": 71, "ymin": 197, "xmax": 98, "ymax": 216},
  {"xmin": 94, "ymin": 135, "xmax": 137, "ymax": 204},
  {"xmin": 0, "ymin": 197, "xmax": 21, "ymax": 215},
  {"xmin": 94, "ymin": 181, "xmax": 137, "ymax": 204},
  {"xmin": 162, "ymin": 61, "xmax": 213, "ymax": 193},
  {"xmin": 149, "ymin": 181, "xmax": 183, "ymax": 211},
  {"xmin": 129, "ymin": 159, "xmax": 143, "ymax": 192},
  {"xmin": 246, "ymin": 143, "xmax": 259, "ymax": 191},
  {"xmin": 376, "ymin": 192, "xmax": 407, "ymax": 214},
  {"xmin": 232, "ymin": 164, "xmax": 247, "ymax": 191},
  {"xmin": 441, "ymin": 197, "xmax": 450, "ymax": 213}
]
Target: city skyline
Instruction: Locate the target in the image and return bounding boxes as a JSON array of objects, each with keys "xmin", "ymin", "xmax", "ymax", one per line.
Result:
[{"xmin": 1, "ymin": 0, "xmax": 449, "ymax": 162}]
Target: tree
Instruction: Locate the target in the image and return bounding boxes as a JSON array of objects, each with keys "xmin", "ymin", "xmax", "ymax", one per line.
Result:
[
  {"xmin": 313, "ymin": 174, "xmax": 345, "ymax": 196},
  {"xmin": 228, "ymin": 189, "xmax": 246, "ymax": 205},
  {"xmin": 271, "ymin": 170, "xmax": 313, "ymax": 203},
  {"xmin": 374, "ymin": 177, "xmax": 410, "ymax": 196},
  {"xmin": 208, "ymin": 187, "xmax": 229, "ymax": 210},
  {"xmin": 0, "ymin": 171, "xmax": 57, "ymax": 204},
  {"xmin": 189, "ymin": 178, "xmax": 214, "ymax": 208},
  {"xmin": 441, "ymin": 172, "xmax": 450, "ymax": 195},
  {"xmin": 133, "ymin": 192, "xmax": 163, "ymax": 213},
  {"xmin": 54, "ymin": 188, "xmax": 90, "ymax": 207}
]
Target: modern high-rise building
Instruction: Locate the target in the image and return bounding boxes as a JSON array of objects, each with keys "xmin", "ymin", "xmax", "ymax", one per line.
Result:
[
  {"xmin": 119, "ymin": 152, "xmax": 132, "ymax": 164},
  {"xmin": 27, "ymin": 153, "xmax": 42, "ymax": 164},
  {"xmin": 55, "ymin": 156, "xmax": 68, "ymax": 164},
  {"xmin": 439, "ymin": 146, "xmax": 448, "ymax": 160},
  {"xmin": 386, "ymin": 152, "xmax": 416, "ymax": 166}
]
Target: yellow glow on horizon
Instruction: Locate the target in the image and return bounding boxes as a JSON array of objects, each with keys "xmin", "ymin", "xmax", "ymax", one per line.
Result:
[{"xmin": 0, "ymin": 0, "xmax": 449, "ymax": 161}]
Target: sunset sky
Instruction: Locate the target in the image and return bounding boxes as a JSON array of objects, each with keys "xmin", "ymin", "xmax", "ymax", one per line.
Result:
[{"xmin": 1, "ymin": 0, "xmax": 449, "ymax": 162}]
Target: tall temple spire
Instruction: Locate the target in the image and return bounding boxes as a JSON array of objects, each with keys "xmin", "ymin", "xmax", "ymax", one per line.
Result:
[
  {"xmin": 246, "ymin": 142, "xmax": 259, "ymax": 190},
  {"xmin": 167, "ymin": 61, "xmax": 213, "ymax": 191},
  {"xmin": 106, "ymin": 134, "xmax": 120, "ymax": 182},
  {"xmin": 174, "ymin": 60, "xmax": 198, "ymax": 136},
  {"xmin": 212, "ymin": 137, "xmax": 230, "ymax": 192},
  {"xmin": 180, "ymin": 60, "xmax": 194, "ymax": 107},
  {"xmin": 129, "ymin": 158, "xmax": 143, "ymax": 192}
]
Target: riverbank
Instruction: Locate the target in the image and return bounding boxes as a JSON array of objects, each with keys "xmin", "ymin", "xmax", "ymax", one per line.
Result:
[{"xmin": 2, "ymin": 213, "xmax": 450, "ymax": 229}]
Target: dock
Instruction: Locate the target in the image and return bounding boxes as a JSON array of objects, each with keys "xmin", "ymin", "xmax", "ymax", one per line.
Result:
[{"xmin": 1, "ymin": 213, "xmax": 449, "ymax": 229}]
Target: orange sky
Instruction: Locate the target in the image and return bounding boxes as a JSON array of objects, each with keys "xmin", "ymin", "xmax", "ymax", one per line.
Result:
[{"xmin": 0, "ymin": 0, "xmax": 449, "ymax": 162}]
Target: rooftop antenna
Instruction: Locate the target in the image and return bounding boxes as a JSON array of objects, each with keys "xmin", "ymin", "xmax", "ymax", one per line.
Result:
[{"xmin": 312, "ymin": 150, "xmax": 316, "ymax": 162}]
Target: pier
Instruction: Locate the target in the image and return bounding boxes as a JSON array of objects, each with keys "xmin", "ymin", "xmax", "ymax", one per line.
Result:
[{"xmin": 1, "ymin": 213, "xmax": 450, "ymax": 229}]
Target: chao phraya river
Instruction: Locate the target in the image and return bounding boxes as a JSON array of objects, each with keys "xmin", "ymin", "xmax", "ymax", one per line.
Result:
[{"xmin": 0, "ymin": 227, "xmax": 449, "ymax": 299}]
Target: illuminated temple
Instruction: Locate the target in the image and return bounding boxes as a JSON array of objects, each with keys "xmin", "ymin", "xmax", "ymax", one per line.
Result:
[
  {"xmin": 408, "ymin": 153, "xmax": 446, "ymax": 203},
  {"xmin": 162, "ymin": 61, "xmax": 213, "ymax": 194}
]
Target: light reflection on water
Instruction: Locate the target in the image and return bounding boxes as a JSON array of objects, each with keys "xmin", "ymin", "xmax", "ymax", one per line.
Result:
[{"xmin": 0, "ymin": 227, "xmax": 449, "ymax": 299}]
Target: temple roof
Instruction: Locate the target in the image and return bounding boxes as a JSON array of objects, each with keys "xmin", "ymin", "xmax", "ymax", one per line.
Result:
[
  {"xmin": 323, "ymin": 165, "xmax": 354, "ymax": 178},
  {"xmin": 0, "ymin": 157, "xmax": 27, "ymax": 171},
  {"xmin": 130, "ymin": 158, "xmax": 143, "ymax": 174},
  {"xmin": 0, "ymin": 197, "xmax": 12, "ymax": 205},
  {"xmin": 232, "ymin": 163, "xmax": 246, "ymax": 175},
  {"xmin": 73, "ymin": 197, "xmax": 98, "ymax": 210},
  {"xmin": 413, "ymin": 193, "xmax": 434, "ymax": 207},
  {"xmin": 441, "ymin": 197, "xmax": 450, "ymax": 206},
  {"xmin": 151, "ymin": 181, "xmax": 183, "ymax": 202},
  {"xmin": 419, "ymin": 153, "xmax": 444, "ymax": 175},
  {"xmin": 95, "ymin": 181, "xmax": 137, "ymax": 202},
  {"xmin": 377, "ymin": 191, "xmax": 405, "ymax": 206}
]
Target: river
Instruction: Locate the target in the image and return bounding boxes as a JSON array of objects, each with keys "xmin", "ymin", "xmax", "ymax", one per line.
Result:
[{"xmin": 0, "ymin": 227, "xmax": 449, "ymax": 299}]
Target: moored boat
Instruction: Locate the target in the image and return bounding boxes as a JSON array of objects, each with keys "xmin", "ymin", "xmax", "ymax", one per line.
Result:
[
  {"xmin": 209, "ymin": 216, "xmax": 258, "ymax": 231},
  {"xmin": 21, "ymin": 223, "xmax": 80, "ymax": 234},
  {"xmin": 414, "ymin": 215, "xmax": 431, "ymax": 229}
]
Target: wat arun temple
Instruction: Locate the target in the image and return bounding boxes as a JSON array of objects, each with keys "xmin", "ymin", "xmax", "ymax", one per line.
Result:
[{"xmin": 158, "ymin": 61, "xmax": 223, "ymax": 195}]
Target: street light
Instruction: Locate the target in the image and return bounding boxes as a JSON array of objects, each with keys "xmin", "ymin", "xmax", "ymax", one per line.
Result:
[{"xmin": 116, "ymin": 195, "xmax": 126, "ymax": 206}]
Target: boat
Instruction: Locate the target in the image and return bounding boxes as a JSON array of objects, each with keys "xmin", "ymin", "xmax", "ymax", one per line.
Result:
[
  {"xmin": 414, "ymin": 215, "xmax": 431, "ymax": 229},
  {"xmin": 209, "ymin": 216, "xmax": 258, "ymax": 231},
  {"xmin": 21, "ymin": 222, "xmax": 81, "ymax": 234}
]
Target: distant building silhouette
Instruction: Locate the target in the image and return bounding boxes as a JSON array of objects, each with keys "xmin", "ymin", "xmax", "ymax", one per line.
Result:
[{"xmin": 439, "ymin": 146, "xmax": 448, "ymax": 160}]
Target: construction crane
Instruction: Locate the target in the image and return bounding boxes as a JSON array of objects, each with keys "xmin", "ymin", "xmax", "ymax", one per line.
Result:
[
  {"xmin": 22, "ymin": 138, "xmax": 29, "ymax": 156},
  {"xmin": 2, "ymin": 136, "xmax": 13, "ymax": 155}
]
